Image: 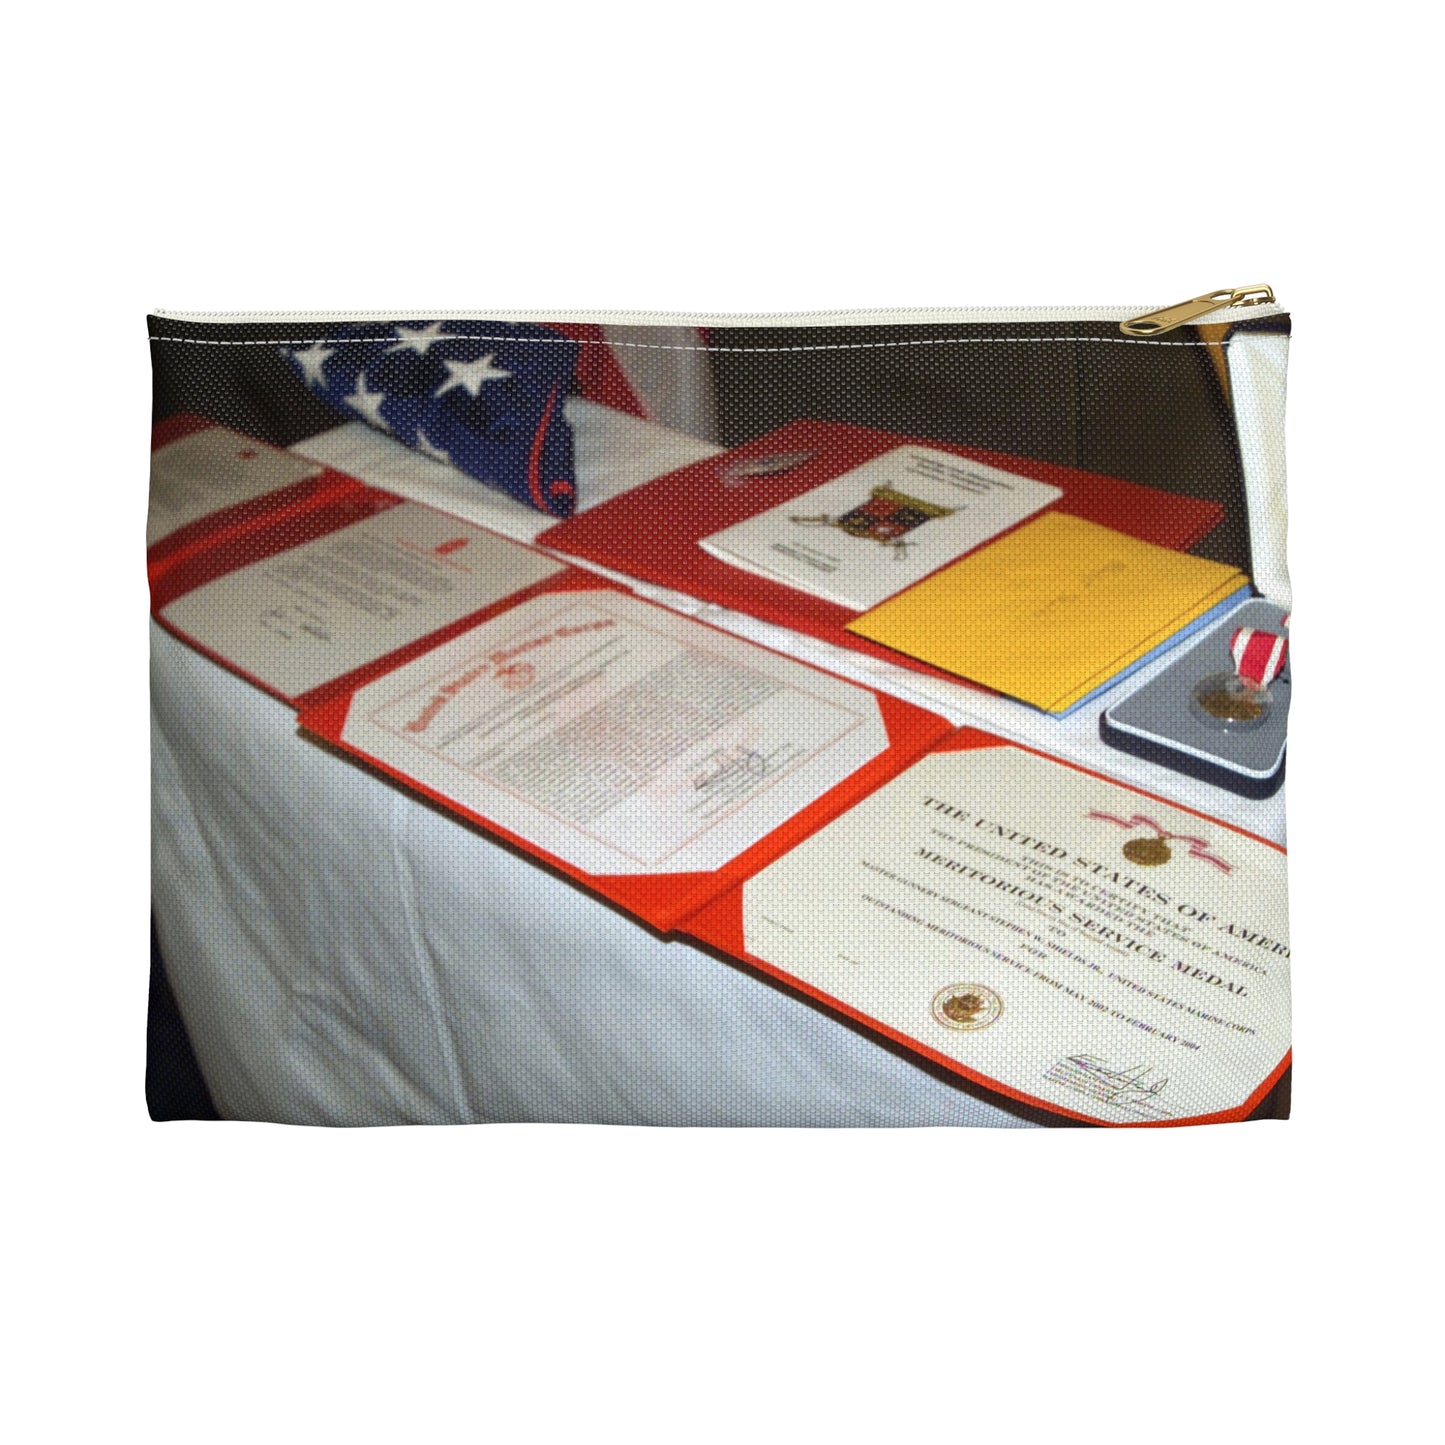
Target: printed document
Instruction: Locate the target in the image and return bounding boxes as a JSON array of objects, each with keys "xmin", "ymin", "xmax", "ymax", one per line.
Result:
[
  {"xmin": 699, "ymin": 445, "xmax": 1061, "ymax": 610},
  {"xmin": 336, "ymin": 592, "xmax": 889, "ymax": 876},
  {"xmin": 741, "ymin": 743, "xmax": 1289, "ymax": 1124},
  {"xmin": 159, "ymin": 503, "xmax": 563, "ymax": 698}
]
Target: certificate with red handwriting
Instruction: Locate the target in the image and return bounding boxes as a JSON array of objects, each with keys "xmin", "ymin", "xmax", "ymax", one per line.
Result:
[
  {"xmin": 326, "ymin": 590, "xmax": 892, "ymax": 877},
  {"xmin": 157, "ymin": 501, "xmax": 565, "ymax": 703}
]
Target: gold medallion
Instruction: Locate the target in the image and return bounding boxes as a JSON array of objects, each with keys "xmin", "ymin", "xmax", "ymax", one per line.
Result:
[
  {"xmin": 931, "ymin": 983, "xmax": 1003, "ymax": 1032},
  {"xmin": 1122, "ymin": 836, "xmax": 1173, "ymax": 867},
  {"xmin": 1198, "ymin": 687, "xmax": 1264, "ymax": 722}
]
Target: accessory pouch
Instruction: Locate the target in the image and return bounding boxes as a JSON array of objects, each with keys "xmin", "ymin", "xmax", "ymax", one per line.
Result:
[{"xmin": 147, "ymin": 293, "xmax": 1291, "ymax": 1127}]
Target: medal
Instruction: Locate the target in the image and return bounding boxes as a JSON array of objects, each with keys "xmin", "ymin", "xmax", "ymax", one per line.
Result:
[
  {"xmin": 1196, "ymin": 683, "xmax": 1266, "ymax": 722},
  {"xmin": 1192, "ymin": 621, "xmax": 1288, "ymax": 731}
]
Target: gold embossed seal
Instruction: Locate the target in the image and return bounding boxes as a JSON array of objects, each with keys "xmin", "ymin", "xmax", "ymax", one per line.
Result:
[{"xmin": 931, "ymin": 983, "xmax": 1003, "ymax": 1032}]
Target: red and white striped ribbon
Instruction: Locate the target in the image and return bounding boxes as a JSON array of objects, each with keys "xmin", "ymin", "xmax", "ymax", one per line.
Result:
[{"xmin": 1230, "ymin": 627, "xmax": 1288, "ymax": 689}]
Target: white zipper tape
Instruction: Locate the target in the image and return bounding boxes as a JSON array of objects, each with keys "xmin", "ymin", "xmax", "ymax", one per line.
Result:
[{"xmin": 151, "ymin": 303, "xmax": 1287, "ymax": 329}]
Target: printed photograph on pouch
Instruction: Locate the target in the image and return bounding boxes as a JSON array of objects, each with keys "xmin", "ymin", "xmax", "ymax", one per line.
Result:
[{"xmin": 147, "ymin": 290, "xmax": 1292, "ymax": 1127}]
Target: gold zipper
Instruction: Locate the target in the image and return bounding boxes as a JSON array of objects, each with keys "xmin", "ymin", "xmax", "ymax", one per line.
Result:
[{"xmin": 1120, "ymin": 285, "xmax": 1277, "ymax": 338}]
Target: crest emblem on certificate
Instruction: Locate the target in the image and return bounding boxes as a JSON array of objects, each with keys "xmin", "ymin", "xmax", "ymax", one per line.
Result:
[
  {"xmin": 791, "ymin": 485, "xmax": 956, "ymax": 554},
  {"xmin": 931, "ymin": 983, "xmax": 1003, "ymax": 1032}
]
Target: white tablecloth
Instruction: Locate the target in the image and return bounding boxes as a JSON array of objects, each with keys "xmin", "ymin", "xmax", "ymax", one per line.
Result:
[{"xmin": 151, "ymin": 399, "xmax": 1282, "ymax": 1126}]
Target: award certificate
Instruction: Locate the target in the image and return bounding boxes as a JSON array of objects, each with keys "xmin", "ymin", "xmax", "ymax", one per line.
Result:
[
  {"xmin": 158, "ymin": 503, "xmax": 564, "ymax": 700},
  {"xmin": 329, "ymin": 591, "xmax": 891, "ymax": 878},
  {"xmin": 736, "ymin": 735, "xmax": 1289, "ymax": 1125}
]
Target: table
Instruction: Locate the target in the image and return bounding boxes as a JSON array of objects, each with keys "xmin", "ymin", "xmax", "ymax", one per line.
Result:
[{"xmin": 151, "ymin": 396, "xmax": 1286, "ymax": 1126}]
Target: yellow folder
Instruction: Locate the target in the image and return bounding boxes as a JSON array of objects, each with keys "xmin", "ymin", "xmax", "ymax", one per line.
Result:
[{"xmin": 845, "ymin": 512, "xmax": 1248, "ymax": 713}]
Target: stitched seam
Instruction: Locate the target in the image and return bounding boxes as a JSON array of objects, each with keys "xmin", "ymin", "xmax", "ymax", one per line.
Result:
[{"xmin": 147, "ymin": 332, "xmax": 1286, "ymax": 352}]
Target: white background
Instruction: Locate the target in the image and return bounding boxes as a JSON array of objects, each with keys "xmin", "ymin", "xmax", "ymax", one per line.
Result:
[{"xmin": 5, "ymin": 1, "xmax": 1436, "ymax": 1440}]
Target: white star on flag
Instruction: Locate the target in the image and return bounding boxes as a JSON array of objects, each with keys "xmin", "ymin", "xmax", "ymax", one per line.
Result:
[
  {"xmin": 416, "ymin": 435, "xmax": 452, "ymax": 464},
  {"xmin": 437, "ymin": 353, "xmax": 513, "ymax": 398},
  {"xmin": 346, "ymin": 375, "xmax": 391, "ymax": 430},
  {"xmin": 387, "ymin": 320, "xmax": 449, "ymax": 356},
  {"xmin": 292, "ymin": 344, "xmax": 335, "ymax": 387}
]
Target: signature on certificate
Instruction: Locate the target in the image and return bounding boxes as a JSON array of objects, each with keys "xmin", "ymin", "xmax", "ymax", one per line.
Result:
[
  {"xmin": 693, "ymin": 746, "xmax": 775, "ymax": 793},
  {"xmin": 1045, "ymin": 1054, "xmax": 1172, "ymax": 1116}
]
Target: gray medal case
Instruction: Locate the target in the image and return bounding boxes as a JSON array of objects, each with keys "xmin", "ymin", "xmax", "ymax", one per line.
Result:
[{"xmin": 1100, "ymin": 596, "xmax": 1290, "ymax": 798}]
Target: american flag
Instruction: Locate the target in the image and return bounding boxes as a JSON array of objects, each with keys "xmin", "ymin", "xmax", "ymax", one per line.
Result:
[{"xmin": 284, "ymin": 320, "xmax": 581, "ymax": 516}]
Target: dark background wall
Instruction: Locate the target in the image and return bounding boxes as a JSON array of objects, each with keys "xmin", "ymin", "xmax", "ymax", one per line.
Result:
[{"xmin": 707, "ymin": 318, "xmax": 1263, "ymax": 573}]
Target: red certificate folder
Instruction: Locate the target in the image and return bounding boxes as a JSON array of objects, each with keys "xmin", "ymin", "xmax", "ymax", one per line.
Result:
[
  {"xmin": 683, "ymin": 727, "xmax": 1290, "ymax": 1128},
  {"xmin": 537, "ymin": 419, "xmax": 1226, "ymax": 688},
  {"xmin": 148, "ymin": 416, "xmax": 601, "ymax": 711},
  {"xmin": 299, "ymin": 589, "xmax": 957, "ymax": 934}
]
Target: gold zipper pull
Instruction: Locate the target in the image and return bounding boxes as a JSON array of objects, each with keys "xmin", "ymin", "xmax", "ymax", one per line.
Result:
[{"xmin": 1120, "ymin": 285, "xmax": 1276, "ymax": 337}]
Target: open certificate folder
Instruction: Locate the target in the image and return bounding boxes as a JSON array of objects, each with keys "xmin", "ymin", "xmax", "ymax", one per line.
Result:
[
  {"xmin": 687, "ymin": 730, "xmax": 1290, "ymax": 1127},
  {"xmin": 149, "ymin": 417, "xmax": 572, "ymax": 709},
  {"xmin": 300, "ymin": 591, "xmax": 955, "ymax": 933},
  {"xmin": 698, "ymin": 444, "xmax": 1062, "ymax": 610}
]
